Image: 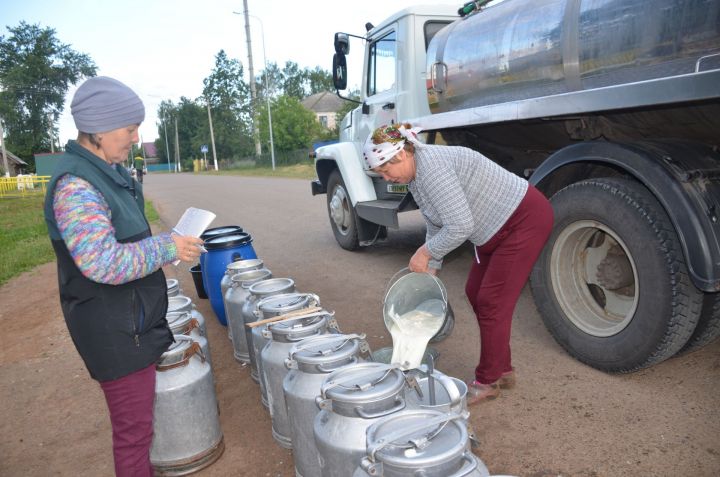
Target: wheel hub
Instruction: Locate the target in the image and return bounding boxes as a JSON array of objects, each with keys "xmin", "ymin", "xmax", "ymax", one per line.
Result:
[
  {"xmin": 550, "ymin": 220, "xmax": 639, "ymax": 337},
  {"xmin": 329, "ymin": 186, "xmax": 351, "ymax": 235}
]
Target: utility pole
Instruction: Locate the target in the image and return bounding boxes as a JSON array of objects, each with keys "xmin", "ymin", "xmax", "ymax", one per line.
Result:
[
  {"xmin": 163, "ymin": 116, "xmax": 171, "ymax": 173},
  {"xmin": 48, "ymin": 113, "xmax": 55, "ymax": 154},
  {"xmin": 174, "ymin": 117, "xmax": 181, "ymax": 173},
  {"xmin": 206, "ymin": 99, "xmax": 219, "ymax": 171},
  {"xmin": 242, "ymin": 0, "xmax": 262, "ymax": 156},
  {"xmin": 0, "ymin": 119, "xmax": 9, "ymax": 177}
]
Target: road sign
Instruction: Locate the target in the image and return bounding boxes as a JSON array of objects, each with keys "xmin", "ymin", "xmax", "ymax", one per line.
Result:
[{"xmin": 200, "ymin": 144, "xmax": 209, "ymax": 153}]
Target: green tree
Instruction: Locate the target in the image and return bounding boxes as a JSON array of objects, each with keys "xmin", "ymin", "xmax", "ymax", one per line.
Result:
[
  {"xmin": 0, "ymin": 21, "xmax": 96, "ymax": 168},
  {"xmin": 202, "ymin": 50, "xmax": 254, "ymax": 159},
  {"xmin": 306, "ymin": 66, "xmax": 334, "ymax": 96},
  {"xmin": 259, "ymin": 95, "xmax": 321, "ymax": 152}
]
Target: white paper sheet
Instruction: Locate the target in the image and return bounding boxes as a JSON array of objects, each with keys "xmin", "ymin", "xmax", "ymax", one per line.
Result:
[{"xmin": 171, "ymin": 207, "xmax": 216, "ymax": 265}]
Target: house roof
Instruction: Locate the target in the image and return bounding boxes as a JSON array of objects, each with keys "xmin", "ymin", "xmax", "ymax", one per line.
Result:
[
  {"xmin": 301, "ymin": 91, "xmax": 346, "ymax": 113},
  {"xmin": 1, "ymin": 149, "xmax": 27, "ymax": 166},
  {"xmin": 142, "ymin": 142, "xmax": 158, "ymax": 158}
]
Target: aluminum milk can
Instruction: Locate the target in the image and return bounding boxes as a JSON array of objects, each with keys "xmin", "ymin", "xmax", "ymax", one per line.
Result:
[
  {"xmin": 243, "ymin": 278, "xmax": 296, "ymax": 385},
  {"xmin": 352, "ymin": 410, "xmax": 489, "ymax": 477},
  {"xmin": 221, "ymin": 258, "xmax": 265, "ymax": 341},
  {"xmin": 257, "ymin": 292, "xmax": 328, "ymax": 448},
  {"xmin": 168, "ymin": 295, "xmax": 207, "ymax": 336},
  {"xmin": 166, "ymin": 310, "xmax": 211, "ymax": 367},
  {"xmin": 220, "ymin": 258, "xmax": 265, "ymax": 306},
  {"xmin": 314, "ymin": 362, "xmax": 408, "ymax": 477},
  {"xmin": 151, "ymin": 335, "xmax": 224, "ymax": 475},
  {"xmin": 166, "ymin": 278, "xmax": 181, "ymax": 297},
  {"xmin": 225, "ymin": 268, "xmax": 273, "ymax": 363},
  {"xmin": 283, "ymin": 333, "xmax": 368, "ymax": 477}
]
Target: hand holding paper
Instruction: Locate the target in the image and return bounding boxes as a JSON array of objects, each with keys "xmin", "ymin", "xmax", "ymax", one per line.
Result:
[{"xmin": 171, "ymin": 207, "xmax": 216, "ymax": 265}]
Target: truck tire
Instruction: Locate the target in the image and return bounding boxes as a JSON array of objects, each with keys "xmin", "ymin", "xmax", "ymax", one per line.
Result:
[
  {"xmin": 530, "ymin": 177, "xmax": 703, "ymax": 372},
  {"xmin": 326, "ymin": 170, "xmax": 360, "ymax": 250},
  {"xmin": 678, "ymin": 293, "xmax": 720, "ymax": 354}
]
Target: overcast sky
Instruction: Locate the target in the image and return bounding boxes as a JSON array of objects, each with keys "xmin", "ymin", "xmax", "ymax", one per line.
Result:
[{"xmin": 3, "ymin": 0, "xmax": 463, "ymax": 146}]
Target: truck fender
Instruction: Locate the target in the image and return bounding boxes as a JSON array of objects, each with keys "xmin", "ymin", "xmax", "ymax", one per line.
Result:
[
  {"xmin": 314, "ymin": 142, "xmax": 377, "ymax": 205},
  {"xmin": 529, "ymin": 141, "xmax": 720, "ymax": 292}
]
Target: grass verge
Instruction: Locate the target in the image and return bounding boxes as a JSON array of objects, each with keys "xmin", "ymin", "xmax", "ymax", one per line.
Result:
[
  {"xmin": 202, "ymin": 163, "xmax": 316, "ymax": 180},
  {"xmin": 0, "ymin": 195, "xmax": 55, "ymax": 286}
]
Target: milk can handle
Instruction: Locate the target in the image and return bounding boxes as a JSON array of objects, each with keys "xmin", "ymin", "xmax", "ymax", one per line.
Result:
[
  {"xmin": 432, "ymin": 373, "xmax": 463, "ymax": 409},
  {"xmin": 289, "ymin": 333, "xmax": 364, "ymax": 359},
  {"xmin": 316, "ymin": 356, "xmax": 358, "ymax": 373},
  {"xmin": 320, "ymin": 363, "xmax": 398, "ymax": 398},
  {"xmin": 366, "ymin": 412, "xmax": 464, "ymax": 461},
  {"xmin": 447, "ymin": 452, "xmax": 479, "ymax": 477},
  {"xmin": 355, "ymin": 397, "xmax": 406, "ymax": 419}
]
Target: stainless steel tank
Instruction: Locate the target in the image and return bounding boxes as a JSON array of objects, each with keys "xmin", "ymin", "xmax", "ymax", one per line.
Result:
[
  {"xmin": 166, "ymin": 310, "xmax": 211, "ymax": 367},
  {"xmin": 167, "ymin": 295, "xmax": 206, "ymax": 337},
  {"xmin": 428, "ymin": 0, "xmax": 720, "ymax": 113},
  {"xmin": 259, "ymin": 293, "xmax": 329, "ymax": 449},
  {"xmin": 151, "ymin": 335, "xmax": 224, "ymax": 475},
  {"xmin": 242, "ymin": 278, "xmax": 296, "ymax": 402},
  {"xmin": 314, "ymin": 362, "xmax": 408, "ymax": 477},
  {"xmin": 283, "ymin": 333, "xmax": 367, "ymax": 477},
  {"xmin": 352, "ymin": 410, "xmax": 489, "ymax": 477},
  {"xmin": 220, "ymin": 258, "xmax": 265, "ymax": 341},
  {"xmin": 225, "ymin": 268, "xmax": 273, "ymax": 363}
]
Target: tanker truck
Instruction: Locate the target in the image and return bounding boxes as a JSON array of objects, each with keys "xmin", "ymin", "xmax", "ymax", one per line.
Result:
[{"xmin": 311, "ymin": 0, "xmax": 720, "ymax": 372}]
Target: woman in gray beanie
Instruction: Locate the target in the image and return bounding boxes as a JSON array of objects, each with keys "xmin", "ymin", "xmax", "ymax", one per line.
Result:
[{"xmin": 43, "ymin": 76, "xmax": 204, "ymax": 477}]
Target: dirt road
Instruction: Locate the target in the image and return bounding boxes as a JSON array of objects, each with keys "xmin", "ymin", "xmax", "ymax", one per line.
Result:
[{"xmin": 1, "ymin": 173, "xmax": 719, "ymax": 476}]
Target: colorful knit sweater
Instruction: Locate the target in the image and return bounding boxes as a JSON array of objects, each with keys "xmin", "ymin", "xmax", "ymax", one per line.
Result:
[{"xmin": 53, "ymin": 173, "xmax": 177, "ymax": 285}]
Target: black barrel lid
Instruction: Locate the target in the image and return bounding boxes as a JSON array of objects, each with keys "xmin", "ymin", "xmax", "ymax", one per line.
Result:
[
  {"xmin": 205, "ymin": 232, "xmax": 253, "ymax": 250},
  {"xmin": 200, "ymin": 225, "xmax": 243, "ymax": 241}
]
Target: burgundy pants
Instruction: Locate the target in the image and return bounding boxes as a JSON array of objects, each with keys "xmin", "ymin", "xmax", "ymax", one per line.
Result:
[
  {"xmin": 99, "ymin": 364, "xmax": 156, "ymax": 477},
  {"xmin": 465, "ymin": 184, "xmax": 553, "ymax": 384}
]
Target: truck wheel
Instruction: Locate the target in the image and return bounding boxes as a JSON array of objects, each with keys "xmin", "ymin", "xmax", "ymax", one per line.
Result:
[
  {"xmin": 678, "ymin": 293, "xmax": 720, "ymax": 354},
  {"xmin": 326, "ymin": 170, "xmax": 360, "ymax": 250},
  {"xmin": 530, "ymin": 178, "xmax": 702, "ymax": 372}
]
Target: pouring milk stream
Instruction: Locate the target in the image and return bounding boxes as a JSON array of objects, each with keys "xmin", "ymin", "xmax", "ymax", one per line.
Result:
[{"xmin": 384, "ymin": 271, "xmax": 447, "ymax": 370}]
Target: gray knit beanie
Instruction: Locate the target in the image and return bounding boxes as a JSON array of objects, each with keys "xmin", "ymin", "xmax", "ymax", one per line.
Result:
[{"xmin": 71, "ymin": 76, "xmax": 145, "ymax": 133}]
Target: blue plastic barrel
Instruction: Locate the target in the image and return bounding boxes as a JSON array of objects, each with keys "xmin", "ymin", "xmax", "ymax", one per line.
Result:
[{"xmin": 202, "ymin": 232, "xmax": 258, "ymax": 325}]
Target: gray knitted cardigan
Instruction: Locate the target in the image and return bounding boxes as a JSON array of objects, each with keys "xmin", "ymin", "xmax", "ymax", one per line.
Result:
[{"xmin": 408, "ymin": 144, "xmax": 528, "ymax": 267}]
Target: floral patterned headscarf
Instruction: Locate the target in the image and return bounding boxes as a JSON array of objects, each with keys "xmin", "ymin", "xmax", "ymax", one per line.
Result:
[{"xmin": 362, "ymin": 123, "xmax": 423, "ymax": 170}]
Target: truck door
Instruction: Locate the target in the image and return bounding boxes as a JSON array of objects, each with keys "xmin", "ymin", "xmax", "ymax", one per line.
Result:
[{"xmin": 357, "ymin": 28, "xmax": 398, "ymax": 146}]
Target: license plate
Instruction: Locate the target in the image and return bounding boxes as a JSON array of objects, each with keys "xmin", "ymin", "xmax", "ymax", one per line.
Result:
[{"xmin": 387, "ymin": 184, "xmax": 408, "ymax": 193}]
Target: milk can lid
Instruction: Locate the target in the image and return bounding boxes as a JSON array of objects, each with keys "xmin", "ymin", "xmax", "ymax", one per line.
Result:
[
  {"xmin": 248, "ymin": 277, "xmax": 295, "ymax": 296},
  {"xmin": 290, "ymin": 334, "xmax": 361, "ymax": 365},
  {"xmin": 167, "ymin": 295, "xmax": 193, "ymax": 314},
  {"xmin": 166, "ymin": 310, "xmax": 193, "ymax": 333},
  {"xmin": 166, "ymin": 278, "xmax": 179, "ymax": 291},
  {"xmin": 226, "ymin": 258, "xmax": 264, "ymax": 273},
  {"xmin": 231, "ymin": 268, "xmax": 272, "ymax": 285},
  {"xmin": 259, "ymin": 292, "xmax": 313, "ymax": 315},
  {"xmin": 322, "ymin": 362, "xmax": 405, "ymax": 404},
  {"xmin": 365, "ymin": 409, "xmax": 467, "ymax": 469}
]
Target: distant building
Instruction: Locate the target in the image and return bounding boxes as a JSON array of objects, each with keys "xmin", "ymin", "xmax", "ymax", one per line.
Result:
[
  {"xmin": 301, "ymin": 92, "xmax": 346, "ymax": 130},
  {"xmin": 1, "ymin": 149, "xmax": 28, "ymax": 176},
  {"xmin": 142, "ymin": 142, "xmax": 159, "ymax": 164}
]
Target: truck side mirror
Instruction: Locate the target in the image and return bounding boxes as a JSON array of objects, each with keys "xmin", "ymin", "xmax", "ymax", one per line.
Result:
[
  {"xmin": 334, "ymin": 33, "xmax": 350, "ymax": 55},
  {"xmin": 333, "ymin": 53, "xmax": 348, "ymax": 91}
]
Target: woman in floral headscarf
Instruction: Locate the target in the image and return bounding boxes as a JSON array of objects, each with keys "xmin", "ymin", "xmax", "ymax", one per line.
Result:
[{"xmin": 364, "ymin": 123, "xmax": 554, "ymax": 404}]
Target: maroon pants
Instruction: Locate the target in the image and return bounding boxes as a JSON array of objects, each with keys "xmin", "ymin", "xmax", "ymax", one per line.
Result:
[
  {"xmin": 99, "ymin": 364, "xmax": 156, "ymax": 477},
  {"xmin": 465, "ymin": 185, "xmax": 553, "ymax": 384}
]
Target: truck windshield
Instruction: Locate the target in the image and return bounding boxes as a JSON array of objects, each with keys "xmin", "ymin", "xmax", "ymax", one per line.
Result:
[{"xmin": 367, "ymin": 30, "xmax": 397, "ymax": 96}]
